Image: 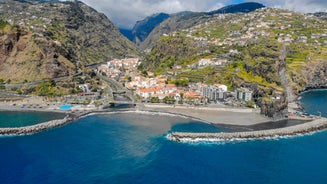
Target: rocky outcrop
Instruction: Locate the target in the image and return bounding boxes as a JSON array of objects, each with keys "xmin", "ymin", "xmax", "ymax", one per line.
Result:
[
  {"xmin": 288, "ymin": 60, "xmax": 327, "ymax": 94},
  {"xmin": 0, "ymin": 28, "xmax": 21, "ymax": 62},
  {"xmin": 302, "ymin": 60, "xmax": 327, "ymax": 90}
]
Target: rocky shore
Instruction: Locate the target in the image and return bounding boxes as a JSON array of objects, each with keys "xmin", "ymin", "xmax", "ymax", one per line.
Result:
[
  {"xmin": 0, "ymin": 115, "xmax": 74, "ymax": 135},
  {"xmin": 168, "ymin": 118, "xmax": 327, "ymax": 142}
]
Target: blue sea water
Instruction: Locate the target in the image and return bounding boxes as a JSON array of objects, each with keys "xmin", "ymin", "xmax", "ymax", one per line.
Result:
[
  {"xmin": 0, "ymin": 111, "xmax": 66, "ymax": 128},
  {"xmin": 300, "ymin": 89, "xmax": 327, "ymax": 117},
  {"xmin": 0, "ymin": 90, "xmax": 327, "ymax": 184}
]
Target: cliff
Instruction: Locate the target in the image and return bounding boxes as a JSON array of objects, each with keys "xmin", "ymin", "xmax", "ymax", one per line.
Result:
[{"xmin": 0, "ymin": 22, "xmax": 75, "ymax": 82}]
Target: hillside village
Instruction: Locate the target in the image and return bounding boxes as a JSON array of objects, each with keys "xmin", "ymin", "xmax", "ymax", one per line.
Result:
[{"xmin": 180, "ymin": 8, "xmax": 327, "ymax": 47}]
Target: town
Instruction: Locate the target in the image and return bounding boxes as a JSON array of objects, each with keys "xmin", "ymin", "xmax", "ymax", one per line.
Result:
[{"xmin": 96, "ymin": 57, "xmax": 254, "ymax": 107}]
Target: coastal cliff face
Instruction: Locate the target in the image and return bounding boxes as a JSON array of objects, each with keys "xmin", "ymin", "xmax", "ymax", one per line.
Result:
[
  {"xmin": 0, "ymin": 0, "xmax": 140, "ymax": 82},
  {"xmin": 290, "ymin": 60, "xmax": 327, "ymax": 93}
]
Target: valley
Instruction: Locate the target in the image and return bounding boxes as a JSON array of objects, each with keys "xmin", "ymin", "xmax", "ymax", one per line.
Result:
[{"xmin": 0, "ymin": 0, "xmax": 326, "ymax": 119}]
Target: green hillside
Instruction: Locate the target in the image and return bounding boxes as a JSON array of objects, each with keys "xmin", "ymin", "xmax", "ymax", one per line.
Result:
[
  {"xmin": 0, "ymin": 0, "xmax": 140, "ymax": 83},
  {"xmin": 139, "ymin": 8, "xmax": 327, "ymax": 117}
]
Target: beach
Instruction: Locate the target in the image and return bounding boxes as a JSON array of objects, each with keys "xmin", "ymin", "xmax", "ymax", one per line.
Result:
[
  {"xmin": 138, "ymin": 104, "xmax": 271, "ymax": 126},
  {"xmin": 0, "ymin": 98, "xmax": 271, "ymax": 126},
  {"xmin": 0, "ymin": 99, "xmax": 321, "ymax": 136}
]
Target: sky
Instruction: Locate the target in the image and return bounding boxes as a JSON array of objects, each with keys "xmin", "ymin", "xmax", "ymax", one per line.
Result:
[{"xmin": 77, "ymin": 0, "xmax": 327, "ymax": 29}]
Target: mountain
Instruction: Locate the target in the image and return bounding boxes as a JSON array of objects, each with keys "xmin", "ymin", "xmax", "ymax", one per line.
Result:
[
  {"xmin": 120, "ymin": 13, "xmax": 170, "ymax": 46},
  {"xmin": 131, "ymin": 13, "xmax": 170, "ymax": 45},
  {"xmin": 140, "ymin": 2, "xmax": 265, "ymax": 49},
  {"xmin": 121, "ymin": 2, "xmax": 264, "ymax": 48},
  {"xmin": 119, "ymin": 28, "xmax": 133, "ymax": 41},
  {"xmin": 0, "ymin": 0, "xmax": 139, "ymax": 83},
  {"xmin": 139, "ymin": 8, "xmax": 327, "ymax": 117},
  {"xmin": 311, "ymin": 12, "xmax": 327, "ymax": 21},
  {"xmin": 207, "ymin": 2, "xmax": 265, "ymax": 15}
]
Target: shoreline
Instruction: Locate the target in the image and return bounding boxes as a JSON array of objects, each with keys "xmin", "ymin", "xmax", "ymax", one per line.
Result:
[
  {"xmin": 138, "ymin": 104, "xmax": 273, "ymax": 126},
  {"xmin": 0, "ymin": 98, "xmax": 325, "ymax": 138}
]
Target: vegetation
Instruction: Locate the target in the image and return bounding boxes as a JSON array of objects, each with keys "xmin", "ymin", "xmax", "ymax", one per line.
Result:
[
  {"xmin": 35, "ymin": 80, "xmax": 58, "ymax": 97},
  {"xmin": 139, "ymin": 34, "xmax": 198, "ymax": 75},
  {"xmin": 137, "ymin": 8, "xmax": 327, "ymax": 118},
  {"xmin": 0, "ymin": 0, "xmax": 140, "ymax": 83},
  {"xmin": 163, "ymin": 96, "xmax": 176, "ymax": 104},
  {"xmin": 168, "ymin": 79, "xmax": 189, "ymax": 87},
  {"xmin": 0, "ymin": 19, "xmax": 9, "ymax": 30},
  {"xmin": 246, "ymin": 101, "xmax": 255, "ymax": 108},
  {"xmin": 140, "ymin": 8, "xmax": 327, "ymax": 96},
  {"xmin": 150, "ymin": 97, "xmax": 160, "ymax": 103}
]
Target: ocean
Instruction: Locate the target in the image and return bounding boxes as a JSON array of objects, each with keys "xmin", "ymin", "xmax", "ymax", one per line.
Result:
[
  {"xmin": 0, "ymin": 111, "xmax": 66, "ymax": 128},
  {"xmin": 0, "ymin": 90, "xmax": 326, "ymax": 184},
  {"xmin": 300, "ymin": 89, "xmax": 327, "ymax": 117}
]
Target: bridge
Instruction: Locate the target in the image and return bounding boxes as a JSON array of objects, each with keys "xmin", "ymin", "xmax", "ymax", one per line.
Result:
[{"xmin": 97, "ymin": 74, "xmax": 136, "ymax": 106}]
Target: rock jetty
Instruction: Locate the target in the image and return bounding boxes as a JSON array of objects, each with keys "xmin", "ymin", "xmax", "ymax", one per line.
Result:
[
  {"xmin": 0, "ymin": 115, "xmax": 74, "ymax": 136},
  {"xmin": 168, "ymin": 118, "xmax": 327, "ymax": 142}
]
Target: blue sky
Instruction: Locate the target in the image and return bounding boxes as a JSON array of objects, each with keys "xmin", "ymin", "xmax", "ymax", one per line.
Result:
[{"xmin": 78, "ymin": 0, "xmax": 327, "ymax": 28}]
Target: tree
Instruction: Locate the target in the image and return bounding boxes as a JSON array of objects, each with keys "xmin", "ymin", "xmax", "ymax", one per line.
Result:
[
  {"xmin": 163, "ymin": 96, "xmax": 175, "ymax": 104},
  {"xmin": 94, "ymin": 100, "xmax": 103, "ymax": 106},
  {"xmin": 36, "ymin": 80, "xmax": 57, "ymax": 96},
  {"xmin": 246, "ymin": 101, "xmax": 255, "ymax": 108},
  {"xmin": 150, "ymin": 97, "xmax": 160, "ymax": 103}
]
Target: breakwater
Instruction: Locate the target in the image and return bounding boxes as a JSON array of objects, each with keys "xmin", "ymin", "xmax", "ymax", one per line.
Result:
[
  {"xmin": 168, "ymin": 118, "xmax": 327, "ymax": 142},
  {"xmin": 0, "ymin": 115, "xmax": 74, "ymax": 135}
]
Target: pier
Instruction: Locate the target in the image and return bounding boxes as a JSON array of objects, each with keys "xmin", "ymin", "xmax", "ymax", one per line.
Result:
[
  {"xmin": 0, "ymin": 115, "xmax": 74, "ymax": 135},
  {"xmin": 168, "ymin": 118, "xmax": 327, "ymax": 142}
]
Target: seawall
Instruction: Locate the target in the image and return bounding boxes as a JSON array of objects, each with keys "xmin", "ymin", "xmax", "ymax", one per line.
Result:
[
  {"xmin": 168, "ymin": 118, "xmax": 327, "ymax": 142},
  {"xmin": 0, "ymin": 115, "xmax": 74, "ymax": 136}
]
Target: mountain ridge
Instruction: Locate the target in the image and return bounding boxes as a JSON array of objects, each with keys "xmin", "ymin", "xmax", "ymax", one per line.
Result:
[{"xmin": 120, "ymin": 2, "xmax": 265, "ymax": 47}]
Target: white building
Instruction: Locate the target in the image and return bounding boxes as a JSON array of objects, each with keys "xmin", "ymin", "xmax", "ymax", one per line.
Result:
[
  {"xmin": 202, "ymin": 84, "xmax": 228, "ymax": 101},
  {"xmin": 235, "ymin": 88, "xmax": 253, "ymax": 102}
]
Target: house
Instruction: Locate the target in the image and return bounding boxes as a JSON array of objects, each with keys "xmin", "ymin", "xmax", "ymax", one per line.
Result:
[
  {"xmin": 214, "ymin": 84, "xmax": 228, "ymax": 92},
  {"xmin": 137, "ymin": 86, "xmax": 164, "ymax": 99},
  {"xmin": 78, "ymin": 83, "xmax": 92, "ymax": 93}
]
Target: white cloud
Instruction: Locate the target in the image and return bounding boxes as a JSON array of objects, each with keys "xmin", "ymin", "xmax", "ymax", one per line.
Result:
[
  {"xmin": 77, "ymin": 0, "xmax": 327, "ymax": 29},
  {"xmin": 79, "ymin": 0, "xmax": 230, "ymax": 28},
  {"xmin": 247, "ymin": 0, "xmax": 327, "ymax": 13}
]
